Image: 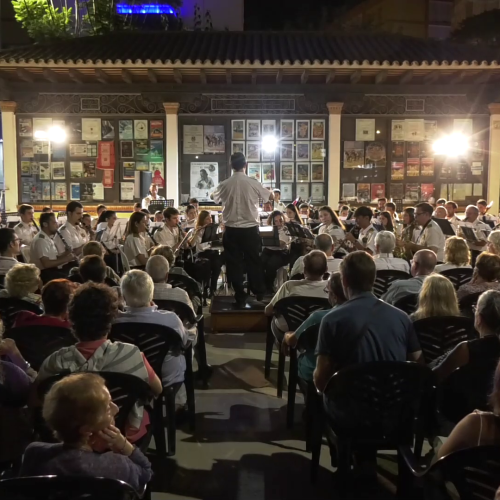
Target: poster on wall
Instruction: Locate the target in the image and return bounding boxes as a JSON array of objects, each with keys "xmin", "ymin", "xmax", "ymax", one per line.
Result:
[
  {"xmin": 392, "ymin": 141, "xmax": 405, "ymax": 161},
  {"xmin": 19, "ymin": 118, "xmax": 33, "ymax": 137},
  {"xmin": 33, "ymin": 118, "xmax": 52, "ymax": 135},
  {"xmin": 342, "ymin": 183, "xmax": 356, "ymax": 200},
  {"xmin": 83, "ymin": 161, "xmax": 96, "ymax": 177},
  {"xmin": 280, "ymin": 120, "xmax": 294, "ymax": 139},
  {"xmin": 262, "ymin": 120, "xmax": 276, "ymax": 136},
  {"xmin": 81, "ymin": 118, "xmax": 101, "ymax": 141},
  {"xmin": 280, "ymin": 163, "xmax": 294, "ymax": 182},
  {"xmin": 262, "ymin": 163, "xmax": 275, "ymax": 183},
  {"xmin": 93, "ymin": 183, "xmax": 104, "ymax": 200},
  {"xmin": 391, "ymin": 120, "xmax": 405, "ymax": 141},
  {"xmin": 231, "ymin": 120, "xmax": 245, "ymax": 140},
  {"xmin": 51, "ymin": 162, "xmax": 65, "ymax": 180},
  {"xmin": 70, "ymin": 183, "xmax": 80, "ymax": 201},
  {"xmin": 102, "ymin": 120, "xmax": 115, "ymax": 140},
  {"xmin": 365, "ymin": 142, "xmax": 386, "ymax": 168},
  {"xmin": 355, "ymin": 119, "xmax": 375, "ymax": 141},
  {"xmin": 424, "ymin": 121, "xmax": 438, "ymax": 141},
  {"xmin": 390, "ymin": 183, "xmax": 404, "ymax": 200},
  {"xmin": 120, "ymin": 182, "xmax": 134, "ymax": 201},
  {"xmin": 296, "ymin": 142, "xmax": 310, "ymax": 161},
  {"xmin": 404, "ymin": 119, "xmax": 424, "ymax": 141},
  {"xmin": 371, "ymin": 183, "xmax": 386, "ymax": 202},
  {"xmin": 119, "ymin": 120, "xmax": 133, "ymax": 140},
  {"xmin": 102, "ymin": 170, "xmax": 114, "ymax": 188},
  {"xmin": 344, "ymin": 141, "xmax": 364, "ymax": 168},
  {"xmin": 407, "ymin": 158, "xmax": 420, "ymax": 177},
  {"xmin": 404, "ymin": 183, "xmax": 420, "ymax": 202},
  {"xmin": 70, "ymin": 162, "xmax": 83, "ymax": 178},
  {"xmin": 203, "ymin": 125, "xmax": 225, "ymax": 154},
  {"xmin": 280, "ymin": 142, "xmax": 294, "ymax": 161},
  {"xmin": 296, "ymin": 163, "xmax": 310, "ymax": 182},
  {"xmin": 21, "ymin": 141, "xmax": 34, "ymax": 158},
  {"xmin": 123, "ymin": 162, "xmax": 135, "ymax": 179},
  {"xmin": 421, "ymin": 158, "xmax": 435, "ymax": 176},
  {"xmin": 150, "ymin": 120, "xmax": 163, "ymax": 139},
  {"xmin": 183, "ymin": 125, "xmax": 203, "ymax": 154},
  {"xmin": 247, "ymin": 120, "xmax": 261, "ymax": 140},
  {"xmin": 311, "ymin": 163, "xmax": 324, "ymax": 182},
  {"xmin": 246, "ymin": 142, "xmax": 261, "ymax": 161},
  {"xmin": 297, "ymin": 183, "xmax": 310, "ymax": 200},
  {"xmin": 407, "ymin": 142, "xmax": 420, "ymax": 159},
  {"xmin": 247, "ymin": 164, "xmax": 261, "ymax": 181},
  {"xmin": 281, "ymin": 183, "xmax": 293, "ymax": 201},
  {"xmin": 311, "ymin": 119, "xmax": 326, "ymax": 140},
  {"xmin": 296, "ymin": 120, "xmax": 310, "ymax": 140},
  {"xmin": 150, "ymin": 140, "xmax": 164, "ymax": 158},
  {"xmin": 357, "ymin": 183, "xmax": 370, "ymax": 203},
  {"xmin": 134, "ymin": 120, "xmax": 148, "ymax": 140},
  {"xmin": 391, "ymin": 162, "xmax": 404, "ymax": 180},
  {"xmin": 53, "ymin": 183, "xmax": 67, "ymax": 201},
  {"xmin": 311, "ymin": 142, "xmax": 324, "ymax": 161},
  {"xmin": 190, "ymin": 162, "xmax": 218, "ymax": 201},
  {"xmin": 70, "ymin": 144, "xmax": 87, "ymax": 157},
  {"xmin": 420, "ymin": 183, "xmax": 435, "ymax": 201},
  {"xmin": 231, "ymin": 142, "xmax": 245, "ymax": 155},
  {"xmin": 311, "ymin": 183, "xmax": 324, "ymax": 201},
  {"xmin": 454, "ymin": 118, "xmax": 473, "ymax": 136},
  {"xmin": 80, "ymin": 183, "xmax": 94, "ymax": 201}
]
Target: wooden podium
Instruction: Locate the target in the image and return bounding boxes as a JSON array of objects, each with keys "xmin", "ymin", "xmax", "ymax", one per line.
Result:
[{"xmin": 210, "ymin": 296, "xmax": 268, "ymax": 334}]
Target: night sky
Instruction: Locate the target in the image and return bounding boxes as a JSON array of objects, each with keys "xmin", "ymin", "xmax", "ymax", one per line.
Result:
[{"xmin": 244, "ymin": 0, "xmax": 361, "ymax": 30}]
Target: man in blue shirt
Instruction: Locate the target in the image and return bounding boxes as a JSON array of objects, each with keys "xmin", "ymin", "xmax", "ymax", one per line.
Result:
[{"xmin": 314, "ymin": 251, "xmax": 423, "ymax": 394}]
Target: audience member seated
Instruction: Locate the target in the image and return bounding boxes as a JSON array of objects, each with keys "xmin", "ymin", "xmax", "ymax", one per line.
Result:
[
  {"xmin": 410, "ymin": 274, "xmax": 459, "ymax": 322},
  {"xmin": 265, "ymin": 251, "xmax": 328, "ymax": 340},
  {"xmin": 437, "ymin": 358, "xmax": 500, "ymax": 458},
  {"xmin": 0, "ymin": 228, "xmax": 21, "ymax": 275},
  {"xmin": 20, "ymin": 373, "xmax": 152, "ymax": 492},
  {"xmin": 0, "ymin": 263, "xmax": 42, "ymax": 306},
  {"xmin": 434, "ymin": 290, "xmax": 500, "ymax": 382},
  {"xmin": 14, "ymin": 279, "xmax": 75, "ymax": 329},
  {"xmin": 487, "ymin": 230, "xmax": 500, "ymax": 256},
  {"xmin": 435, "ymin": 236, "xmax": 472, "ymax": 273},
  {"xmin": 69, "ymin": 242, "xmax": 120, "ymax": 284},
  {"xmin": 114, "ymin": 270, "xmax": 192, "ymax": 389},
  {"xmin": 314, "ymin": 251, "xmax": 422, "ymax": 396},
  {"xmin": 291, "ymin": 234, "xmax": 342, "ymax": 277},
  {"xmin": 283, "ymin": 272, "xmax": 346, "ymax": 388},
  {"xmin": 123, "ymin": 212, "xmax": 150, "ymax": 267},
  {"xmin": 381, "ymin": 249, "xmax": 437, "ymax": 305},
  {"xmin": 37, "ymin": 282, "xmax": 162, "ymax": 443},
  {"xmin": 456, "ymin": 252, "xmax": 500, "ymax": 301},
  {"xmin": 373, "ymin": 231, "xmax": 410, "ymax": 273},
  {"xmin": 78, "ymin": 255, "xmax": 108, "ymax": 285}
]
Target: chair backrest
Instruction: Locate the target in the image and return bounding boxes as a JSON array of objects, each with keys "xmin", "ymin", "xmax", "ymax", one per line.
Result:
[
  {"xmin": 0, "ymin": 298, "xmax": 43, "ymax": 331},
  {"xmin": 439, "ymin": 267, "xmax": 473, "ymax": 291},
  {"xmin": 67, "ymin": 273, "xmax": 83, "ymax": 284},
  {"xmin": 37, "ymin": 371, "xmax": 152, "ymax": 433},
  {"xmin": 109, "ymin": 322, "xmax": 183, "ymax": 376},
  {"xmin": 430, "ymin": 446, "xmax": 500, "ymax": 500},
  {"xmin": 324, "ymin": 362, "xmax": 433, "ymax": 443},
  {"xmin": 154, "ymin": 299, "xmax": 196, "ymax": 324},
  {"xmin": 438, "ymin": 358, "xmax": 498, "ymax": 424},
  {"xmin": 119, "ymin": 246, "xmax": 131, "ymax": 273},
  {"xmin": 290, "ymin": 273, "xmax": 305, "ymax": 281},
  {"xmin": 8, "ymin": 326, "xmax": 74, "ymax": 371},
  {"xmin": 459, "ymin": 291, "xmax": 483, "ymax": 319},
  {"xmin": 167, "ymin": 274, "xmax": 202, "ymax": 301},
  {"xmin": 0, "ymin": 476, "xmax": 141, "ymax": 500},
  {"xmin": 412, "ymin": 316, "xmax": 478, "ymax": 364},
  {"xmin": 296, "ymin": 323, "xmax": 321, "ymax": 351},
  {"xmin": 393, "ymin": 293, "xmax": 419, "ymax": 315},
  {"xmin": 274, "ymin": 296, "xmax": 331, "ymax": 331},
  {"xmin": 373, "ymin": 270, "xmax": 411, "ymax": 299}
]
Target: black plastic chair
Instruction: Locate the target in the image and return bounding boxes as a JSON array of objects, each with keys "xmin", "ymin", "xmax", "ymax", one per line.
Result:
[
  {"xmin": 167, "ymin": 274, "xmax": 203, "ymax": 312},
  {"xmin": 459, "ymin": 291, "xmax": 483, "ymax": 318},
  {"xmin": 265, "ymin": 296, "xmax": 330, "ymax": 398},
  {"xmin": 393, "ymin": 293, "xmax": 419, "ymax": 315},
  {"xmin": 6, "ymin": 326, "xmax": 74, "ymax": 371},
  {"xmin": 439, "ymin": 267, "xmax": 473, "ymax": 291},
  {"xmin": 400, "ymin": 445, "xmax": 500, "ymax": 500},
  {"xmin": 109, "ymin": 322, "xmax": 195, "ymax": 457},
  {"xmin": 0, "ymin": 298, "xmax": 43, "ymax": 331},
  {"xmin": 373, "ymin": 270, "xmax": 411, "ymax": 299},
  {"xmin": 438, "ymin": 358, "xmax": 498, "ymax": 424},
  {"xmin": 0, "ymin": 476, "xmax": 144, "ymax": 500},
  {"xmin": 154, "ymin": 298, "xmax": 211, "ymax": 388},
  {"xmin": 412, "ymin": 316, "xmax": 477, "ymax": 364},
  {"xmin": 313, "ymin": 362, "xmax": 433, "ymax": 488},
  {"xmin": 68, "ymin": 273, "xmax": 119, "ymax": 288},
  {"xmin": 290, "ymin": 273, "xmax": 305, "ymax": 281}
]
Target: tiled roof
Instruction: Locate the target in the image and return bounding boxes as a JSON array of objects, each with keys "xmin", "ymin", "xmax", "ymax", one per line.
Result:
[{"xmin": 0, "ymin": 31, "xmax": 498, "ymax": 66}]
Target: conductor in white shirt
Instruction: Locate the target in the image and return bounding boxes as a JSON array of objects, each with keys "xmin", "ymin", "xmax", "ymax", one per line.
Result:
[
  {"xmin": 212, "ymin": 153, "xmax": 274, "ymax": 306},
  {"xmin": 373, "ymin": 231, "xmax": 411, "ymax": 274}
]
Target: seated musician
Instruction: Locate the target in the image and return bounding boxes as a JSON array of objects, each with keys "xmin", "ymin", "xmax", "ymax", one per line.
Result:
[
  {"xmin": 41, "ymin": 206, "xmax": 53, "ymax": 214},
  {"xmin": 182, "ymin": 205, "xmax": 197, "ymax": 230},
  {"xmin": 142, "ymin": 182, "xmax": 165, "ymax": 211},
  {"xmin": 377, "ymin": 198, "xmax": 386, "ymax": 212},
  {"xmin": 54, "ymin": 202, "xmax": 86, "ymax": 258},
  {"xmin": 262, "ymin": 211, "xmax": 291, "ymax": 293},
  {"xmin": 123, "ymin": 212, "xmax": 150, "ymax": 268},
  {"xmin": 446, "ymin": 201, "xmax": 462, "ymax": 229},
  {"xmin": 291, "ymin": 234, "xmax": 342, "ymax": 277},
  {"xmin": 262, "ymin": 201, "xmax": 273, "ymax": 214},
  {"xmin": 339, "ymin": 205, "xmax": 350, "ymax": 218},
  {"xmin": 286, "ymin": 203, "xmax": 311, "ymax": 267},
  {"xmin": 273, "ymin": 189, "xmax": 287, "ymax": 212},
  {"xmin": 188, "ymin": 198, "xmax": 199, "ymax": 215},
  {"xmin": 14, "ymin": 204, "xmax": 38, "ymax": 247},
  {"xmin": 133, "ymin": 202, "xmax": 142, "ymax": 213},
  {"xmin": 79, "ymin": 213, "xmax": 94, "ymax": 243},
  {"xmin": 344, "ymin": 206, "xmax": 378, "ymax": 255},
  {"xmin": 155, "ymin": 208, "xmax": 184, "ymax": 253},
  {"xmin": 459, "ymin": 205, "xmax": 490, "ymax": 260},
  {"xmin": 92, "ymin": 204, "xmax": 107, "ymax": 230},
  {"xmin": 379, "ymin": 211, "xmax": 395, "ymax": 232},
  {"xmin": 187, "ymin": 210, "xmax": 224, "ymax": 297},
  {"xmin": 0, "ymin": 228, "xmax": 21, "ymax": 274},
  {"xmin": 318, "ymin": 206, "xmax": 345, "ymax": 244},
  {"xmin": 285, "ymin": 204, "xmax": 302, "ymax": 224},
  {"xmin": 434, "ymin": 206, "xmax": 447, "ymax": 219},
  {"xmin": 385, "ymin": 201, "xmax": 399, "ymax": 222},
  {"xmin": 373, "ymin": 231, "xmax": 410, "ymax": 273},
  {"xmin": 477, "ymin": 199, "xmax": 496, "ymax": 224},
  {"xmin": 154, "ymin": 211, "xmax": 164, "ymax": 223},
  {"xmin": 96, "ymin": 210, "xmax": 122, "ymax": 273}
]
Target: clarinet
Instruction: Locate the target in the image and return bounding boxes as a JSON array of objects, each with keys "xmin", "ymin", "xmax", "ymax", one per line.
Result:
[
  {"xmin": 147, "ymin": 228, "xmax": 158, "ymax": 247},
  {"xmin": 56, "ymin": 229, "xmax": 72, "ymax": 252}
]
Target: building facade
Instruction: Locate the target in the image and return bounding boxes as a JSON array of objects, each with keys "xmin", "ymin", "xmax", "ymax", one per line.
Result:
[{"xmin": 0, "ymin": 31, "xmax": 498, "ymax": 214}]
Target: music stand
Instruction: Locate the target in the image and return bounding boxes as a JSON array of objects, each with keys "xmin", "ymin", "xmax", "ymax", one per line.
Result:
[
  {"xmin": 461, "ymin": 226, "xmax": 479, "ymax": 242},
  {"xmin": 149, "ymin": 200, "xmax": 169, "ymax": 214},
  {"xmin": 432, "ymin": 218, "xmax": 456, "ymax": 237},
  {"xmin": 259, "ymin": 226, "xmax": 280, "ymax": 247},
  {"xmin": 201, "ymin": 224, "xmax": 222, "ymax": 245},
  {"xmin": 285, "ymin": 222, "xmax": 314, "ymax": 240}
]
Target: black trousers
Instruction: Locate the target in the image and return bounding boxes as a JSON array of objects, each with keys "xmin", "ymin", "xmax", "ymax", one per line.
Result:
[
  {"xmin": 104, "ymin": 252, "xmax": 124, "ymax": 277},
  {"xmin": 198, "ymin": 249, "xmax": 224, "ymax": 293},
  {"xmin": 222, "ymin": 226, "xmax": 265, "ymax": 301},
  {"xmin": 262, "ymin": 248, "xmax": 289, "ymax": 291}
]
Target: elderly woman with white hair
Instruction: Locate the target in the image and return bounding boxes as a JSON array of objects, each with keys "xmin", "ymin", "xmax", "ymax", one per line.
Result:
[
  {"xmin": 113, "ymin": 270, "xmax": 190, "ymax": 388},
  {"xmin": 0, "ymin": 263, "xmax": 42, "ymax": 305},
  {"xmin": 487, "ymin": 230, "xmax": 500, "ymax": 256},
  {"xmin": 373, "ymin": 231, "xmax": 410, "ymax": 274}
]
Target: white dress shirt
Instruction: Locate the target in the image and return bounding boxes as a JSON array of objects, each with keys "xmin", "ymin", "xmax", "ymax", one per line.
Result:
[
  {"xmin": 212, "ymin": 172, "xmax": 271, "ymax": 228},
  {"xmin": 155, "ymin": 225, "xmax": 181, "ymax": 247},
  {"xmin": 0, "ymin": 256, "xmax": 19, "ymax": 275},
  {"xmin": 319, "ymin": 224, "xmax": 345, "ymax": 244},
  {"xmin": 123, "ymin": 234, "xmax": 148, "ymax": 266},
  {"xmin": 14, "ymin": 222, "xmax": 38, "ymax": 246},
  {"xmin": 274, "ymin": 200, "xmax": 287, "ymax": 212},
  {"xmin": 97, "ymin": 224, "xmax": 118, "ymax": 251},
  {"xmin": 461, "ymin": 219, "xmax": 491, "ymax": 252},
  {"xmin": 30, "ymin": 231, "xmax": 59, "ymax": 269},
  {"xmin": 54, "ymin": 222, "xmax": 87, "ymax": 254},
  {"xmin": 381, "ymin": 275, "xmax": 427, "ymax": 305},
  {"xmin": 291, "ymin": 255, "xmax": 341, "ymax": 277},
  {"xmin": 415, "ymin": 220, "xmax": 445, "ymax": 262},
  {"xmin": 358, "ymin": 224, "xmax": 378, "ymax": 254},
  {"xmin": 142, "ymin": 195, "xmax": 165, "ymax": 210},
  {"xmin": 447, "ymin": 215, "xmax": 461, "ymax": 230},
  {"xmin": 374, "ymin": 253, "xmax": 411, "ymax": 274}
]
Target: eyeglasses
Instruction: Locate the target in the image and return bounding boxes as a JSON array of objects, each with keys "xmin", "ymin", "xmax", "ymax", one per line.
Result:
[{"xmin": 415, "ymin": 212, "xmax": 425, "ymax": 217}]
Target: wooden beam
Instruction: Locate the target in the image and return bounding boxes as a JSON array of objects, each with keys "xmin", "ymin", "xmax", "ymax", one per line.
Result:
[
  {"xmin": 147, "ymin": 69, "xmax": 157, "ymax": 84},
  {"xmin": 121, "ymin": 69, "xmax": 133, "ymax": 84},
  {"xmin": 450, "ymin": 70, "xmax": 467, "ymax": 85},
  {"xmin": 42, "ymin": 68, "xmax": 58, "ymax": 83},
  {"xmin": 95, "ymin": 69, "xmax": 109, "ymax": 84},
  {"xmin": 301, "ymin": 70, "xmax": 309, "ymax": 84},
  {"xmin": 375, "ymin": 69, "xmax": 388, "ymax": 84},
  {"xmin": 173, "ymin": 69, "xmax": 182, "ymax": 84},
  {"xmin": 400, "ymin": 70, "xmax": 414, "ymax": 84},
  {"xmin": 199, "ymin": 69, "xmax": 207, "ymax": 84},
  {"xmin": 325, "ymin": 70, "xmax": 336, "ymax": 84},
  {"xmin": 350, "ymin": 70, "xmax": 361, "ymax": 84},
  {"xmin": 16, "ymin": 68, "xmax": 33, "ymax": 83},
  {"xmin": 424, "ymin": 71, "xmax": 439, "ymax": 84},
  {"xmin": 68, "ymin": 69, "xmax": 83, "ymax": 84},
  {"xmin": 226, "ymin": 69, "xmax": 232, "ymax": 84},
  {"xmin": 251, "ymin": 69, "xmax": 257, "ymax": 85},
  {"xmin": 276, "ymin": 69, "xmax": 283, "ymax": 84}
]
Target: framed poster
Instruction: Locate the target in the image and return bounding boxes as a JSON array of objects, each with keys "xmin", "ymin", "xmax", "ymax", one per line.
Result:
[
  {"xmin": 311, "ymin": 163, "xmax": 324, "ymax": 182},
  {"xmin": 262, "ymin": 120, "xmax": 276, "ymax": 136},
  {"xmin": 392, "ymin": 141, "xmax": 405, "ymax": 161},
  {"xmin": 311, "ymin": 183, "xmax": 324, "ymax": 201},
  {"xmin": 280, "ymin": 162, "xmax": 294, "ymax": 182},
  {"xmin": 355, "ymin": 119, "xmax": 375, "ymax": 141},
  {"xmin": 123, "ymin": 162, "xmax": 135, "ymax": 180},
  {"xmin": 81, "ymin": 118, "xmax": 101, "ymax": 141},
  {"xmin": 120, "ymin": 141, "xmax": 134, "ymax": 158},
  {"xmin": 150, "ymin": 140, "xmax": 163, "ymax": 158},
  {"xmin": 135, "ymin": 140, "xmax": 149, "ymax": 156},
  {"xmin": 150, "ymin": 120, "xmax": 164, "ymax": 139},
  {"xmin": 190, "ymin": 162, "xmax": 218, "ymax": 201},
  {"xmin": 344, "ymin": 141, "xmax": 364, "ymax": 168},
  {"xmin": 119, "ymin": 120, "xmax": 133, "ymax": 140},
  {"xmin": 262, "ymin": 163, "xmax": 275, "ymax": 183},
  {"xmin": 311, "ymin": 142, "xmax": 324, "ymax": 161},
  {"xmin": 296, "ymin": 163, "xmax": 310, "ymax": 182},
  {"xmin": 247, "ymin": 163, "xmax": 262, "ymax": 182},
  {"xmin": 357, "ymin": 183, "xmax": 370, "ymax": 203},
  {"xmin": 405, "ymin": 119, "xmax": 424, "ymax": 141},
  {"xmin": 204, "ymin": 125, "xmax": 225, "ymax": 153},
  {"xmin": 421, "ymin": 158, "xmax": 434, "ymax": 176},
  {"xmin": 102, "ymin": 120, "xmax": 115, "ymax": 139},
  {"xmin": 246, "ymin": 142, "xmax": 261, "ymax": 161},
  {"xmin": 407, "ymin": 158, "xmax": 420, "ymax": 177},
  {"xmin": 183, "ymin": 125, "xmax": 203, "ymax": 154},
  {"xmin": 280, "ymin": 120, "xmax": 294, "ymax": 139},
  {"xmin": 296, "ymin": 120, "xmax": 310, "ymax": 140},
  {"xmin": 231, "ymin": 141, "xmax": 245, "ymax": 155},
  {"xmin": 247, "ymin": 120, "xmax": 261, "ymax": 140},
  {"xmin": 19, "ymin": 118, "xmax": 33, "ymax": 137},
  {"xmin": 262, "ymin": 147, "xmax": 275, "ymax": 162},
  {"xmin": 231, "ymin": 120, "xmax": 245, "ymax": 140},
  {"xmin": 391, "ymin": 162, "xmax": 404, "ymax": 180},
  {"xmin": 297, "ymin": 183, "xmax": 310, "ymax": 200},
  {"xmin": 280, "ymin": 141, "xmax": 294, "ymax": 161},
  {"xmin": 134, "ymin": 120, "xmax": 148, "ymax": 139},
  {"xmin": 342, "ymin": 183, "xmax": 356, "ymax": 200},
  {"xmin": 296, "ymin": 142, "xmax": 310, "ymax": 161},
  {"xmin": 371, "ymin": 183, "xmax": 386, "ymax": 202},
  {"xmin": 391, "ymin": 120, "xmax": 405, "ymax": 141},
  {"xmin": 365, "ymin": 142, "xmax": 386, "ymax": 168},
  {"xmin": 311, "ymin": 119, "xmax": 326, "ymax": 140},
  {"xmin": 281, "ymin": 183, "xmax": 293, "ymax": 201}
]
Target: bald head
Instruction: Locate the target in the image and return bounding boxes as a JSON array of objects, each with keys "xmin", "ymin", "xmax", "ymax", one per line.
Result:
[
  {"xmin": 412, "ymin": 249, "xmax": 437, "ymax": 276},
  {"xmin": 303, "ymin": 250, "xmax": 328, "ymax": 280},
  {"xmin": 314, "ymin": 233, "xmax": 334, "ymax": 256}
]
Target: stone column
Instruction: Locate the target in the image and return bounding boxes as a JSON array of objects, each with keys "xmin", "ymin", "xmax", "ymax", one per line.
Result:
[
  {"xmin": 487, "ymin": 103, "xmax": 500, "ymax": 213},
  {"xmin": 163, "ymin": 102, "xmax": 180, "ymax": 206},
  {"xmin": 327, "ymin": 102, "xmax": 343, "ymax": 208},
  {"xmin": 0, "ymin": 101, "xmax": 18, "ymax": 212}
]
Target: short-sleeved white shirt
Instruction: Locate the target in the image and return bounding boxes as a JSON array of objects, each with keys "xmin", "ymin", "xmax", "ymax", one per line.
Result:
[
  {"xmin": 54, "ymin": 222, "xmax": 87, "ymax": 254},
  {"xmin": 319, "ymin": 224, "xmax": 345, "ymax": 244},
  {"xmin": 416, "ymin": 219, "xmax": 445, "ymax": 261},
  {"xmin": 358, "ymin": 224, "xmax": 378, "ymax": 254},
  {"xmin": 374, "ymin": 253, "xmax": 411, "ymax": 274},
  {"xmin": 124, "ymin": 234, "xmax": 148, "ymax": 266},
  {"xmin": 155, "ymin": 225, "xmax": 181, "ymax": 247},
  {"xmin": 30, "ymin": 231, "xmax": 58, "ymax": 269},
  {"xmin": 14, "ymin": 222, "xmax": 38, "ymax": 246}
]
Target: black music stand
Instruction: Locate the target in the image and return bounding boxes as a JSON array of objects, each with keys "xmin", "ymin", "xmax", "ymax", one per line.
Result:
[
  {"xmin": 433, "ymin": 217, "xmax": 456, "ymax": 237},
  {"xmin": 259, "ymin": 226, "xmax": 280, "ymax": 247},
  {"xmin": 461, "ymin": 226, "xmax": 480, "ymax": 242},
  {"xmin": 285, "ymin": 222, "xmax": 314, "ymax": 240},
  {"xmin": 149, "ymin": 200, "xmax": 169, "ymax": 214},
  {"xmin": 201, "ymin": 224, "xmax": 222, "ymax": 247}
]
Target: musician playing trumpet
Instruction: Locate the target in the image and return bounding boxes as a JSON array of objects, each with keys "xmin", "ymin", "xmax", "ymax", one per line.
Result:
[
  {"xmin": 15, "ymin": 204, "xmax": 39, "ymax": 246},
  {"xmin": 344, "ymin": 206, "xmax": 378, "ymax": 255}
]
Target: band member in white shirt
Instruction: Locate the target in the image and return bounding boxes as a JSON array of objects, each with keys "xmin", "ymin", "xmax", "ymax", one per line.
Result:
[
  {"xmin": 273, "ymin": 189, "xmax": 287, "ymax": 212},
  {"xmin": 385, "ymin": 202, "xmax": 400, "ymax": 222},
  {"xmin": 402, "ymin": 202, "xmax": 445, "ymax": 262},
  {"xmin": 477, "ymin": 199, "xmax": 496, "ymax": 225},
  {"xmin": 123, "ymin": 212, "xmax": 150, "ymax": 268},
  {"xmin": 30, "ymin": 212, "xmax": 76, "ymax": 282},
  {"xmin": 0, "ymin": 228, "xmax": 21, "ymax": 275},
  {"xmin": 318, "ymin": 206, "xmax": 346, "ymax": 244},
  {"xmin": 182, "ymin": 205, "xmax": 197, "ymax": 231},
  {"xmin": 445, "ymin": 201, "xmax": 461, "ymax": 229},
  {"xmin": 92, "ymin": 204, "xmax": 107, "ymax": 230},
  {"xmin": 154, "ymin": 211, "xmax": 164, "ymax": 223},
  {"xmin": 460, "ymin": 205, "xmax": 491, "ymax": 257},
  {"xmin": 142, "ymin": 183, "xmax": 165, "ymax": 211},
  {"xmin": 373, "ymin": 231, "xmax": 411, "ymax": 274},
  {"xmin": 96, "ymin": 209, "xmax": 123, "ymax": 274},
  {"xmin": 80, "ymin": 213, "xmax": 95, "ymax": 243},
  {"xmin": 54, "ymin": 201, "xmax": 86, "ymax": 257},
  {"xmin": 345, "ymin": 206, "xmax": 378, "ymax": 255},
  {"xmin": 14, "ymin": 204, "xmax": 38, "ymax": 246},
  {"xmin": 155, "ymin": 207, "xmax": 184, "ymax": 253}
]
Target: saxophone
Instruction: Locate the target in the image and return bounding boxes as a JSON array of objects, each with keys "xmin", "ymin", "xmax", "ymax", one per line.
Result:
[{"xmin": 395, "ymin": 222, "xmax": 418, "ymax": 259}]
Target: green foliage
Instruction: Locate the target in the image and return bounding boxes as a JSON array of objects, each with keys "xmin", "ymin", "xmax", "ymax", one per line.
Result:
[
  {"xmin": 452, "ymin": 9, "xmax": 500, "ymax": 46},
  {"xmin": 12, "ymin": 0, "xmax": 72, "ymax": 41}
]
